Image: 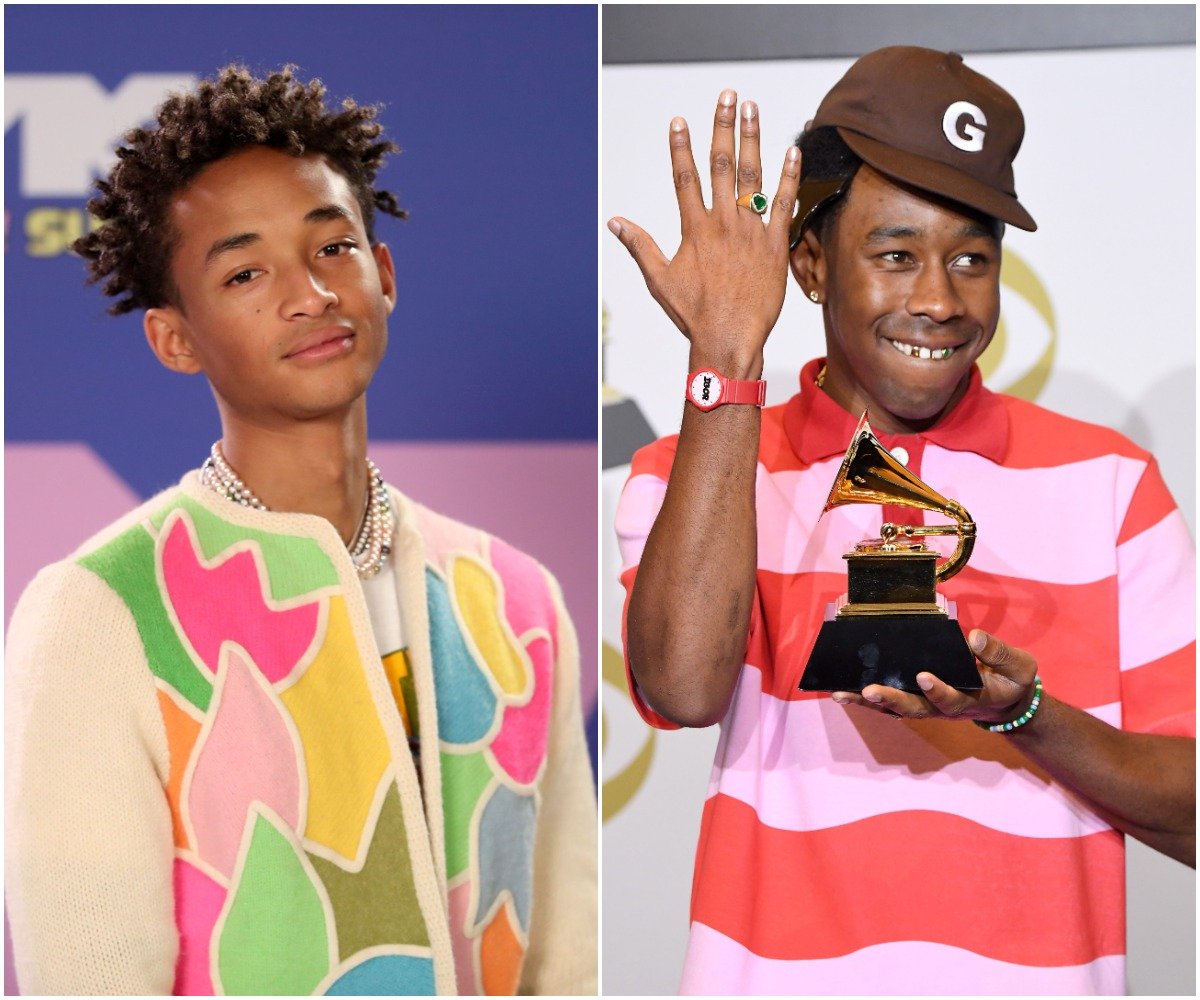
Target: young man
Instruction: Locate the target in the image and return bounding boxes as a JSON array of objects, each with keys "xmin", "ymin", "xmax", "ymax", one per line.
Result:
[
  {"xmin": 609, "ymin": 47, "xmax": 1193, "ymax": 994},
  {"xmin": 6, "ymin": 66, "xmax": 596, "ymax": 996}
]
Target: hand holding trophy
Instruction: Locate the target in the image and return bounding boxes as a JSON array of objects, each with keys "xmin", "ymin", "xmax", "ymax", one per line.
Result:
[{"xmin": 799, "ymin": 413, "xmax": 983, "ymax": 694}]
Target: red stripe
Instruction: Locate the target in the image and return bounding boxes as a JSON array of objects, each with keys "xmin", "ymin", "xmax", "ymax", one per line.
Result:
[
  {"xmin": 629, "ymin": 435, "xmax": 678, "ymax": 481},
  {"xmin": 759, "ymin": 404, "xmax": 808, "ymax": 472},
  {"xmin": 1121, "ymin": 642, "xmax": 1196, "ymax": 737},
  {"xmin": 1001, "ymin": 397, "xmax": 1151, "ymax": 469},
  {"xmin": 692, "ymin": 794, "xmax": 1125, "ymax": 966},
  {"xmin": 756, "ymin": 567, "xmax": 1122, "ymax": 710},
  {"xmin": 1117, "ymin": 460, "xmax": 1178, "ymax": 545}
]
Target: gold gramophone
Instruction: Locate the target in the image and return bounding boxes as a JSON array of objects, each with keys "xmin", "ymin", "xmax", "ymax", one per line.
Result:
[{"xmin": 799, "ymin": 413, "xmax": 983, "ymax": 693}]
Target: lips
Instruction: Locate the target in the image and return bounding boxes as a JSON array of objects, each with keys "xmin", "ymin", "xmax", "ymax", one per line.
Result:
[{"xmin": 284, "ymin": 326, "xmax": 355, "ymax": 359}]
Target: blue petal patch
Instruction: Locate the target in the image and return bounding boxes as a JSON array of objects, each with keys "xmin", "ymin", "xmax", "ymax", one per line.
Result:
[
  {"xmin": 325, "ymin": 953, "xmax": 436, "ymax": 995},
  {"xmin": 473, "ymin": 784, "xmax": 536, "ymax": 933},
  {"xmin": 426, "ymin": 568, "xmax": 498, "ymax": 744}
]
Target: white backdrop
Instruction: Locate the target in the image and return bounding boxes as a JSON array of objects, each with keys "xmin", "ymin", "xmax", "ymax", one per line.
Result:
[{"xmin": 601, "ymin": 46, "xmax": 1195, "ymax": 996}]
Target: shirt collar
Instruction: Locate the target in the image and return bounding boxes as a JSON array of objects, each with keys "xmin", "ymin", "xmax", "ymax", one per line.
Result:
[{"xmin": 782, "ymin": 358, "xmax": 1009, "ymax": 465}]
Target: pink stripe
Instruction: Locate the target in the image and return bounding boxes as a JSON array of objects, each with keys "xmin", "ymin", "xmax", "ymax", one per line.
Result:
[
  {"xmin": 751, "ymin": 451, "xmax": 1152, "ymax": 582},
  {"xmin": 614, "ymin": 473, "xmax": 666, "ymax": 571},
  {"xmin": 1118, "ymin": 510, "xmax": 1196, "ymax": 670},
  {"xmin": 922, "ymin": 448, "xmax": 1146, "ymax": 584},
  {"xmin": 680, "ymin": 922, "xmax": 1125, "ymax": 996},
  {"xmin": 709, "ymin": 664, "xmax": 1116, "ymax": 839},
  {"xmin": 617, "ymin": 463, "xmax": 880, "ymax": 577},
  {"xmin": 756, "ymin": 460, "xmax": 881, "ymax": 575}
]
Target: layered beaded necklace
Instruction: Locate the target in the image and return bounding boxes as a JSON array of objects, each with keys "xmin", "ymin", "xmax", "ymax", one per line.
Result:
[{"xmin": 199, "ymin": 442, "xmax": 394, "ymax": 579}]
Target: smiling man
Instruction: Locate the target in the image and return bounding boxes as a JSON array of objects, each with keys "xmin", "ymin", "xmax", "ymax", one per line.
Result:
[
  {"xmin": 5, "ymin": 66, "xmax": 596, "ymax": 996},
  {"xmin": 609, "ymin": 48, "xmax": 1193, "ymax": 994}
]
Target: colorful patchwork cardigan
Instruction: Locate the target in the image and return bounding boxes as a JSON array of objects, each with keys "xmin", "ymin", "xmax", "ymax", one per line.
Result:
[{"xmin": 5, "ymin": 474, "xmax": 597, "ymax": 995}]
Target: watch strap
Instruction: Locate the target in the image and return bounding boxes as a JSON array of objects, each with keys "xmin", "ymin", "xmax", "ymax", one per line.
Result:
[{"xmin": 722, "ymin": 377, "xmax": 767, "ymax": 406}]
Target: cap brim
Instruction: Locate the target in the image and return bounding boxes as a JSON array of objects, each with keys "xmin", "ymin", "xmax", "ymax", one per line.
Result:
[{"xmin": 837, "ymin": 128, "xmax": 1037, "ymax": 232}]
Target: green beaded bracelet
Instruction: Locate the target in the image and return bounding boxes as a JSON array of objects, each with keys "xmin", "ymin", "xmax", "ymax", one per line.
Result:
[{"xmin": 973, "ymin": 676, "xmax": 1043, "ymax": 733}]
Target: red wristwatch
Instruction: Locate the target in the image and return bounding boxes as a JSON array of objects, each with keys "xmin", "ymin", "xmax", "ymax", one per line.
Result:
[{"xmin": 685, "ymin": 369, "xmax": 767, "ymax": 411}]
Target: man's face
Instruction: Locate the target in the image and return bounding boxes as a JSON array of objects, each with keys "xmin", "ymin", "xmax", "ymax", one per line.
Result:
[
  {"xmin": 152, "ymin": 146, "xmax": 395, "ymax": 425},
  {"xmin": 810, "ymin": 164, "xmax": 1001, "ymax": 432}
]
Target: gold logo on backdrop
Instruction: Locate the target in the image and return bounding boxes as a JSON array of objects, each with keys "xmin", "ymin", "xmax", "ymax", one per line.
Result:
[
  {"xmin": 978, "ymin": 249, "xmax": 1057, "ymax": 400},
  {"xmin": 601, "ymin": 641, "xmax": 656, "ymax": 822}
]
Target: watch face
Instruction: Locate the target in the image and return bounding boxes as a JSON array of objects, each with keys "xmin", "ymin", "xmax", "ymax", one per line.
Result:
[{"xmin": 689, "ymin": 371, "xmax": 722, "ymax": 409}]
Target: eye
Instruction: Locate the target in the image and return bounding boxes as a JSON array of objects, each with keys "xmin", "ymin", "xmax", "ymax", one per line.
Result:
[
  {"xmin": 225, "ymin": 268, "xmax": 261, "ymax": 287},
  {"xmin": 878, "ymin": 250, "xmax": 914, "ymax": 265},
  {"xmin": 951, "ymin": 251, "xmax": 990, "ymax": 269},
  {"xmin": 317, "ymin": 240, "xmax": 358, "ymax": 258}
]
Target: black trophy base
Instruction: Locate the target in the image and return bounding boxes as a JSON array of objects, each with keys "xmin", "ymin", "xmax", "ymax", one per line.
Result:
[{"xmin": 799, "ymin": 614, "xmax": 982, "ymax": 693}]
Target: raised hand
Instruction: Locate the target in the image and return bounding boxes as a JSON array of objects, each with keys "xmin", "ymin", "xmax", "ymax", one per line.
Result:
[{"xmin": 608, "ymin": 89, "xmax": 801, "ymax": 378}]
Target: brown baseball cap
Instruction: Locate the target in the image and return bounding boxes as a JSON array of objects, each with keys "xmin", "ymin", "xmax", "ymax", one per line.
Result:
[{"xmin": 811, "ymin": 46, "xmax": 1037, "ymax": 232}]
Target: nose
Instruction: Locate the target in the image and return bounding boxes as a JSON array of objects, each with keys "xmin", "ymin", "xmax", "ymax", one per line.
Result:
[
  {"xmin": 281, "ymin": 263, "xmax": 338, "ymax": 317},
  {"xmin": 906, "ymin": 262, "xmax": 965, "ymax": 324}
]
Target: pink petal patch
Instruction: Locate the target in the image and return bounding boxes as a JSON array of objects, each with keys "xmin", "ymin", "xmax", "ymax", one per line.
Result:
[
  {"xmin": 489, "ymin": 538, "xmax": 558, "ymax": 648},
  {"xmin": 186, "ymin": 648, "xmax": 302, "ymax": 878},
  {"xmin": 173, "ymin": 857, "xmax": 227, "ymax": 996},
  {"xmin": 489, "ymin": 635, "xmax": 553, "ymax": 785},
  {"xmin": 448, "ymin": 880, "xmax": 480, "ymax": 996},
  {"xmin": 487, "ymin": 540, "xmax": 556, "ymax": 785},
  {"xmin": 160, "ymin": 514, "xmax": 320, "ymax": 683}
]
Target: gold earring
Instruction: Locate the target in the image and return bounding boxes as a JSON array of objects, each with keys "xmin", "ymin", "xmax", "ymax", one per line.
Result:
[{"xmin": 809, "ymin": 290, "xmax": 819, "ymax": 303}]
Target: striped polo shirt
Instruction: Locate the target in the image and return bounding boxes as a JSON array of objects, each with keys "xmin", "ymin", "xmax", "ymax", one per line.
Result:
[{"xmin": 616, "ymin": 358, "xmax": 1195, "ymax": 995}]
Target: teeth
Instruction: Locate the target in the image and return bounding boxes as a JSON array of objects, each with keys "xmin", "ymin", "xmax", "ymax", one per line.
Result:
[{"xmin": 889, "ymin": 339, "xmax": 955, "ymax": 360}]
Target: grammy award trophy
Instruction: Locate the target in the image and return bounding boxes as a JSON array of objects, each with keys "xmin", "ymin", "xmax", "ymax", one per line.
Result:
[{"xmin": 799, "ymin": 414, "xmax": 983, "ymax": 694}]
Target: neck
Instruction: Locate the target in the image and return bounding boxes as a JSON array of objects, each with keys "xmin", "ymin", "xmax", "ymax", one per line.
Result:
[
  {"xmin": 819, "ymin": 357, "xmax": 967, "ymax": 436},
  {"xmin": 215, "ymin": 400, "xmax": 370, "ymax": 545}
]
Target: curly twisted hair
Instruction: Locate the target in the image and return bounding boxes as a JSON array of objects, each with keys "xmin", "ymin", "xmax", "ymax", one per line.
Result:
[
  {"xmin": 795, "ymin": 125, "xmax": 862, "ymax": 243},
  {"xmin": 73, "ymin": 65, "xmax": 407, "ymax": 315}
]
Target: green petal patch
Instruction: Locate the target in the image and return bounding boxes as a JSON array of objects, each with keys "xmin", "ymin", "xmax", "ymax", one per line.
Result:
[
  {"xmin": 440, "ymin": 751, "xmax": 494, "ymax": 879},
  {"xmin": 79, "ymin": 524, "xmax": 212, "ymax": 712},
  {"xmin": 217, "ymin": 810, "xmax": 332, "ymax": 995}
]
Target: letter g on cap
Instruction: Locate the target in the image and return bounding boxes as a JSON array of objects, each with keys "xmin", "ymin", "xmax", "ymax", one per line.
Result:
[{"xmin": 943, "ymin": 100, "xmax": 988, "ymax": 152}]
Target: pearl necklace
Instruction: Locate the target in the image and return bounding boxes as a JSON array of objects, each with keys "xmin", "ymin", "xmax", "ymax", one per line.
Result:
[{"xmin": 199, "ymin": 442, "xmax": 394, "ymax": 579}]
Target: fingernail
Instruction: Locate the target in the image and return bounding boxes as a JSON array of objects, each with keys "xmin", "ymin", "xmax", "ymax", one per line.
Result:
[
  {"xmin": 969, "ymin": 630, "xmax": 986, "ymax": 652},
  {"xmin": 606, "ymin": 219, "xmax": 622, "ymax": 237},
  {"xmin": 831, "ymin": 693, "xmax": 848, "ymax": 704},
  {"xmin": 670, "ymin": 116, "xmax": 686, "ymax": 133},
  {"xmin": 864, "ymin": 691, "xmax": 882, "ymax": 704},
  {"xmin": 787, "ymin": 145, "xmax": 800, "ymax": 162},
  {"xmin": 916, "ymin": 674, "xmax": 933, "ymax": 691},
  {"xmin": 720, "ymin": 89, "xmax": 736, "ymax": 107},
  {"xmin": 742, "ymin": 101, "xmax": 756, "ymax": 120}
]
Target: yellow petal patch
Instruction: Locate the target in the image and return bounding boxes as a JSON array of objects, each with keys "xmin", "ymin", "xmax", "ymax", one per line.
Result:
[
  {"xmin": 280, "ymin": 596, "xmax": 390, "ymax": 864},
  {"xmin": 451, "ymin": 557, "xmax": 529, "ymax": 700}
]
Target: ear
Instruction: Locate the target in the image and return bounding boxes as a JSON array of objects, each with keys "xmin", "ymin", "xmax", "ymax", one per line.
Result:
[
  {"xmin": 144, "ymin": 307, "xmax": 203, "ymax": 375},
  {"xmin": 372, "ymin": 242, "xmax": 397, "ymax": 315},
  {"xmin": 790, "ymin": 228, "xmax": 827, "ymax": 305}
]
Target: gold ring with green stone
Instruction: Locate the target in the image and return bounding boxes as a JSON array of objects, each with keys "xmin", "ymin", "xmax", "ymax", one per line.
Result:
[{"xmin": 736, "ymin": 191, "xmax": 769, "ymax": 216}]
